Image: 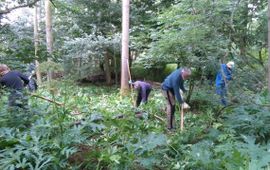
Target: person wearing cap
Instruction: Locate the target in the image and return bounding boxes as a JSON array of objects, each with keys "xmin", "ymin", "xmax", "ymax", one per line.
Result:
[
  {"xmin": 0, "ymin": 64, "xmax": 29, "ymax": 108},
  {"xmin": 215, "ymin": 61, "xmax": 234, "ymax": 106},
  {"xmin": 131, "ymin": 80, "xmax": 152, "ymax": 107},
  {"xmin": 161, "ymin": 67, "xmax": 191, "ymax": 130}
]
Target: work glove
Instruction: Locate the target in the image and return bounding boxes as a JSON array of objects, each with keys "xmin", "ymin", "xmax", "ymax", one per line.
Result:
[
  {"xmin": 182, "ymin": 102, "xmax": 190, "ymax": 109},
  {"xmin": 180, "ymin": 89, "xmax": 184, "ymax": 98}
]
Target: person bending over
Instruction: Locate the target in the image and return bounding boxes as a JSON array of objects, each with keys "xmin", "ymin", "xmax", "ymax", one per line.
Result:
[{"xmin": 161, "ymin": 67, "xmax": 191, "ymax": 130}]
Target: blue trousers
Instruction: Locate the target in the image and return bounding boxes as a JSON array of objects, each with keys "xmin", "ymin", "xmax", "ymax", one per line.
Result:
[{"xmin": 216, "ymin": 86, "xmax": 227, "ymax": 106}]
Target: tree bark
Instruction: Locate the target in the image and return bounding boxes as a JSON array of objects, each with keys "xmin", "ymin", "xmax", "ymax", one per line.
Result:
[
  {"xmin": 268, "ymin": 0, "xmax": 270, "ymax": 94},
  {"xmin": 34, "ymin": 2, "xmax": 42, "ymax": 85},
  {"xmin": 113, "ymin": 53, "xmax": 118, "ymax": 85},
  {"xmin": 45, "ymin": 0, "xmax": 53, "ymax": 82},
  {"xmin": 120, "ymin": 0, "xmax": 130, "ymax": 95},
  {"xmin": 104, "ymin": 50, "xmax": 112, "ymax": 85},
  {"xmin": 76, "ymin": 57, "xmax": 82, "ymax": 79}
]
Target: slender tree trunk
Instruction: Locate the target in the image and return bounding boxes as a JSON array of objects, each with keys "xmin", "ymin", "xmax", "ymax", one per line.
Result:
[
  {"xmin": 104, "ymin": 50, "xmax": 112, "ymax": 85},
  {"xmin": 268, "ymin": 0, "xmax": 270, "ymax": 94},
  {"xmin": 120, "ymin": 0, "xmax": 130, "ymax": 95},
  {"xmin": 238, "ymin": 2, "xmax": 249, "ymax": 66},
  {"xmin": 45, "ymin": 0, "xmax": 53, "ymax": 82},
  {"xmin": 113, "ymin": 54, "xmax": 118, "ymax": 85},
  {"xmin": 34, "ymin": 2, "xmax": 42, "ymax": 85},
  {"xmin": 77, "ymin": 57, "xmax": 82, "ymax": 79}
]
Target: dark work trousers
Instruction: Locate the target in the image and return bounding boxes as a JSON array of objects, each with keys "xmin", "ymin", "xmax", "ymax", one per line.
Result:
[
  {"xmin": 162, "ymin": 90, "xmax": 176, "ymax": 129},
  {"xmin": 136, "ymin": 89, "xmax": 151, "ymax": 107},
  {"xmin": 8, "ymin": 90, "xmax": 28, "ymax": 109}
]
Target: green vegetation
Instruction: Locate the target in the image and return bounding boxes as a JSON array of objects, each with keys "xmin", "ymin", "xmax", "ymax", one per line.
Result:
[
  {"xmin": 0, "ymin": 0, "xmax": 269, "ymax": 169},
  {"xmin": 0, "ymin": 81, "xmax": 269, "ymax": 169}
]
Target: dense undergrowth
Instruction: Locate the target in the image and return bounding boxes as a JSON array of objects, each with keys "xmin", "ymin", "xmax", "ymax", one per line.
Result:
[{"xmin": 0, "ymin": 80, "xmax": 269, "ymax": 170}]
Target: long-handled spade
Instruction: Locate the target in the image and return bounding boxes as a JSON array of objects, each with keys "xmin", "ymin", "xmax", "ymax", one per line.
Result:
[
  {"xmin": 180, "ymin": 103, "xmax": 191, "ymax": 131},
  {"xmin": 179, "ymin": 91, "xmax": 190, "ymax": 131},
  {"xmin": 126, "ymin": 60, "xmax": 136, "ymax": 106},
  {"xmin": 180, "ymin": 104, "xmax": 184, "ymax": 131}
]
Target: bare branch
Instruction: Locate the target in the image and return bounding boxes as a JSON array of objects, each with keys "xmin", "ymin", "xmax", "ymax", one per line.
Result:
[
  {"xmin": 0, "ymin": 0, "xmax": 41, "ymax": 15},
  {"xmin": 30, "ymin": 93, "xmax": 64, "ymax": 106}
]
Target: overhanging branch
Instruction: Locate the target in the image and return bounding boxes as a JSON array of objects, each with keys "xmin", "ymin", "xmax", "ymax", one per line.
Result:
[{"xmin": 0, "ymin": 0, "xmax": 41, "ymax": 15}]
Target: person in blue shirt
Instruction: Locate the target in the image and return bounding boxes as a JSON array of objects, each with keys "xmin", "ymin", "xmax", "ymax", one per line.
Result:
[
  {"xmin": 215, "ymin": 61, "xmax": 234, "ymax": 106},
  {"xmin": 131, "ymin": 81, "xmax": 152, "ymax": 107},
  {"xmin": 161, "ymin": 68, "xmax": 191, "ymax": 130},
  {"xmin": 0, "ymin": 64, "xmax": 29, "ymax": 108}
]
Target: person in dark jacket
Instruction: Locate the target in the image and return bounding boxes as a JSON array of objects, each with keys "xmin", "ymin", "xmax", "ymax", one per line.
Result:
[
  {"xmin": 131, "ymin": 81, "xmax": 152, "ymax": 107},
  {"xmin": 215, "ymin": 61, "xmax": 234, "ymax": 106},
  {"xmin": 161, "ymin": 67, "xmax": 191, "ymax": 130},
  {"xmin": 0, "ymin": 64, "xmax": 29, "ymax": 108}
]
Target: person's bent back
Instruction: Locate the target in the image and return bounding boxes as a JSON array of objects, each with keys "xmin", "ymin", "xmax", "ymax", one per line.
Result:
[
  {"xmin": 161, "ymin": 67, "xmax": 191, "ymax": 130},
  {"xmin": 0, "ymin": 71, "xmax": 29, "ymax": 90},
  {"xmin": 132, "ymin": 81, "xmax": 152, "ymax": 107},
  {"xmin": 0, "ymin": 64, "xmax": 29, "ymax": 108}
]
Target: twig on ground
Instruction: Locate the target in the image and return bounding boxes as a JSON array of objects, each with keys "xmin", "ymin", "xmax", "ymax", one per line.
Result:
[{"xmin": 30, "ymin": 93, "xmax": 64, "ymax": 106}]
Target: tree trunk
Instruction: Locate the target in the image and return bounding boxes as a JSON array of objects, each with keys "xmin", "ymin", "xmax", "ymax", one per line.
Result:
[
  {"xmin": 77, "ymin": 57, "xmax": 82, "ymax": 79},
  {"xmin": 268, "ymin": 0, "xmax": 270, "ymax": 94},
  {"xmin": 232, "ymin": 2, "xmax": 248, "ymax": 67},
  {"xmin": 120, "ymin": 0, "xmax": 130, "ymax": 95},
  {"xmin": 45, "ymin": 0, "xmax": 53, "ymax": 82},
  {"xmin": 104, "ymin": 50, "xmax": 112, "ymax": 85},
  {"xmin": 34, "ymin": 2, "xmax": 42, "ymax": 85},
  {"xmin": 113, "ymin": 53, "xmax": 118, "ymax": 85}
]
